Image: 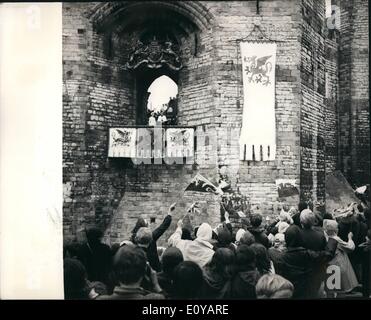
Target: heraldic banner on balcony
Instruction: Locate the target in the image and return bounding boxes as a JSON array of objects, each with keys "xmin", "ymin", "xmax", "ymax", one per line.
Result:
[
  {"xmin": 239, "ymin": 42, "xmax": 277, "ymax": 161},
  {"xmin": 109, "ymin": 128, "xmax": 137, "ymax": 158}
]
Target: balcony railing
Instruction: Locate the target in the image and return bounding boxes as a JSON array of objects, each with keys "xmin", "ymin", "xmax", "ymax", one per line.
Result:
[{"xmin": 108, "ymin": 125, "xmax": 195, "ymax": 160}]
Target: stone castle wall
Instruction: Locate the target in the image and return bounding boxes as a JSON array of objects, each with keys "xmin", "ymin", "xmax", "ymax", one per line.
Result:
[{"xmin": 63, "ymin": 1, "xmax": 369, "ymax": 245}]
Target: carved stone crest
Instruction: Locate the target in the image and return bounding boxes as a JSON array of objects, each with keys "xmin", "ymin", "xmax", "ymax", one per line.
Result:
[{"xmin": 127, "ymin": 37, "xmax": 182, "ymax": 71}]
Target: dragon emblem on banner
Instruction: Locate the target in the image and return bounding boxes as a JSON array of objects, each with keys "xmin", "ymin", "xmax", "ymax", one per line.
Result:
[
  {"xmin": 168, "ymin": 129, "xmax": 191, "ymax": 146},
  {"xmin": 244, "ymin": 55, "xmax": 273, "ymax": 86},
  {"xmin": 111, "ymin": 129, "xmax": 132, "ymax": 147}
]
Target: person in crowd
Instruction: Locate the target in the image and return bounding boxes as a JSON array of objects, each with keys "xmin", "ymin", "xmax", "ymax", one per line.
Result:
[
  {"xmin": 323, "ymin": 219, "xmax": 359, "ymax": 294},
  {"xmin": 255, "ymin": 274, "xmax": 294, "ymax": 299},
  {"xmin": 250, "ymin": 243, "xmax": 275, "ymax": 275},
  {"xmin": 212, "ymin": 212, "xmax": 233, "ymax": 244},
  {"xmin": 323, "ymin": 212, "xmax": 334, "ymax": 221},
  {"xmin": 359, "ymin": 229, "xmax": 371, "ymax": 297},
  {"xmin": 63, "ymin": 241, "xmax": 82, "ymax": 259},
  {"xmin": 97, "ymin": 245, "xmax": 164, "ymax": 300},
  {"xmin": 229, "ymin": 245, "xmax": 261, "ymax": 299},
  {"xmin": 156, "ymin": 247, "xmax": 184, "ymax": 297},
  {"xmin": 276, "ymin": 225, "xmax": 338, "ymax": 299},
  {"xmin": 200, "ymin": 248, "xmax": 235, "ymax": 299},
  {"xmin": 132, "ymin": 203, "xmax": 175, "ymax": 272},
  {"xmin": 277, "ymin": 221, "xmax": 290, "ymax": 234},
  {"xmin": 168, "ymin": 219, "xmax": 215, "ymax": 268},
  {"xmin": 135, "ymin": 227, "xmax": 158, "ymax": 270},
  {"xmin": 213, "ymin": 225, "xmax": 236, "ymax": 253},
  {"xmin": 181, "ymin": 227, "xmax": 193, "ymax": 240},
  {"xmin": 78, "ymin": 226, "xmax": 112, "ymax": 284},
  {"xmin": 277, "ymin": 210, "xmax": 293, "ymax": 229},
  {"xmin": 291, "ymin": 202, "xmax": 309, "ymax": 227},
  {"xmin": 267, "ymin": 210, "xmax": 293, "ymax": 238},
  {"xmin": 299, "ymin": 209, "xmax": 326, "ymax": 251},
  {"xmin": 268, "ymin": 233, "xmax": 286, "ymax": 274},
  {"xmin": 247, "ymin": 213, "xmax": 270, "ymax": 248},
  {"xmin": 130, "ymin": 218, "xmax": 148, "ymax": 243},
  {"xmin": 239, "ymin": 230, "xmax": 256, "ymax": 246},
  {"xmin": 64, "ymin": 258, "xmax": 106, "ymax": 300},
  {"xmin": 157, "ymin": 246, "xmax": 166, "ymax": 259},
  {"xmin": 336, "ymin": 205, "xmax": 368, "ymax": 281},
  {"xmin": 64, "ymin": 258, "xmax": 91, "ymax": 299},
  {"xmin": 235, "ymin": 228, "xmax": 246, "ymax": 246},
  {"xmin": 170, "ymin": 261, "xmax": 204, "ymax": 299}
]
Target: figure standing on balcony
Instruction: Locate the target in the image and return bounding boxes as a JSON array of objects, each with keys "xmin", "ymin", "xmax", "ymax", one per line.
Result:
[
  {"xmin": 157, "ymin": 110, "xmax": 167, "ymax": 125},
  {"xmin": 148, "ymin": 112, "xmax": 157, "ymax": 126}
]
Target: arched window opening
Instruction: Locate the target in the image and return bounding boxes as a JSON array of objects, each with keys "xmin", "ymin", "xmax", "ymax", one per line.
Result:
[{"xmin": 147, "ymin": 75, "xmax": 178, "ymax": 126}]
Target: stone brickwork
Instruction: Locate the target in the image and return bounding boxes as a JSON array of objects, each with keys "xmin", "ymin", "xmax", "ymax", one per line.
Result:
[
  {"xmin": 63, "ymin": 1, "xmax": 369, "ymax": 245},
  {"xmin": 338, "ymin": 0, "xmax": 369, "ymax": 187},
  {"xmin": 299, "ymin": 0, "xmax": 327, "ymax": 210},
  {"xmin": 324, "ymin": 30, "xmax": 339, "ymax": 174}
]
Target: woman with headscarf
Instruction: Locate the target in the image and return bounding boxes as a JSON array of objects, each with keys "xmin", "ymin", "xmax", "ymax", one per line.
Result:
[
  {"xmin": 323, "ymin": 219, "xmax": 359, "ymax": 294},
  {"xmin": 168, "ymin": 219, "xmax": 215, "ymax": 268},
  {"xmin": 200, "ymin": 248, "xmax": 235, "ymax": 299}
]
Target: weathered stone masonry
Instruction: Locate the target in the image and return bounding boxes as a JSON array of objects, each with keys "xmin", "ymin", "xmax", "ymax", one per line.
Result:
[{"xmin": 63, "ymin": 1, "xmax": 369, "ymax": 245}]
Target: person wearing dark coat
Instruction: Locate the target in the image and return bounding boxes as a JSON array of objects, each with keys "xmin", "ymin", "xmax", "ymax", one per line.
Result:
[
  {"xmin": 359, "ymin": 229, "xmax": 371, "ymax": 297},
  {"xmin": 156, "ymin": 247, "xmax": 184, "ymax": 297},
  {"xmin": 268, "ymin": 233, "xmax": 286, "ymax": 275},
  {"xmin": 247, "ymin": 213, "xmax": 270, "ymax": 248},
  {"xmin": 299, "ymin": 209, "xmax": 327, "ymax": 251},
  {"xmin": 64, "ymin": 258, "xmax": 91, "ymax": 300},
  {"xmin": 78, "ymin": 227, "xmax": 112, "ymax": 285},
  {"xmin": 276, "ymin": 225, "xmax": 338, "ymax": 299},
  {"xmin": 97, "ymin": 245, "xmax": 164, "ymax": 300},
  {"xmin": 337, "ymin": 211, "xmax": 368, "ymax": 281},
  {"xmin": 132, "ymin": 203, "xmax": 175, "ymax": 272},
  {"xmin": 250, "ymin": 243, "xmax": 272, "ymax": 275},
  {"xmin": 228, "ymin": 245, "xmax": 261, "ymax": 299},
  {"xmin": 200, "ymin": 248, "xmax": 235, "ymax": 299},
  {"xmin": 213, "ymin": 224, "xmax": 236, "ymax": 253},
  {"xmin": 169, "ymin": 261, "xmax": 204, "ymax": 299}
]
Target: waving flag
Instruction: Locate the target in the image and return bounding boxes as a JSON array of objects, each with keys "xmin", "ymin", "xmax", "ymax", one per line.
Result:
[{"xmin": 184, "ymin": 174, "xmax": 223, "ymax": 195}]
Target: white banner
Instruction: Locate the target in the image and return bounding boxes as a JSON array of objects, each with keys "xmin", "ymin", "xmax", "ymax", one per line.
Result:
[
  {"xmin": 166, "ymin": 128, "xmax": 194, "ymax": 158},
  {"xmin": 108, "ymin": 128, "xmax": 136, "ymax": 158},
  {"xmin": 239, "ymin": 42, "xmax": 276, "ymax": 161}
]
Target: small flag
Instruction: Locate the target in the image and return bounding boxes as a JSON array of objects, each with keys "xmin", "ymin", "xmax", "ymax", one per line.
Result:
[
  {"xmin": 185, "ymin": 174, "xmax": 223, "ymax": 195},
  {"xmin": 187, "ymin": 202, "xmax": 201, "ymax": 215}
]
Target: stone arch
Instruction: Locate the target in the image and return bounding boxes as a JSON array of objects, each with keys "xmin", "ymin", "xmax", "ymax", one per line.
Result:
[{"xmin": 88, "ymin": 1, "xmax": 214, "ymax": 33}]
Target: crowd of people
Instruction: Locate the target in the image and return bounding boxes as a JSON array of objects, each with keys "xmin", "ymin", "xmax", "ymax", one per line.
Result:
[{"xmin": 63, "ymin": 201, "xmax": 371, "ymax": 300}]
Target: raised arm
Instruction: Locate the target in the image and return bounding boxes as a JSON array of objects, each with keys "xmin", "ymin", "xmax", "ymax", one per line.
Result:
[
  {"xmin": 168, "ymin": 219, "xmax": 184, "ymax": 248},
  {"xmin": 337, "ymin": 232, "xmax": 356, "ymax": 252},
  {"xmin": 306, "ymin": 237, "xmax": 338, "ymax": 262},
  {"xmin": 152, "ymin": 203, "xmax": 176, "ymax": 241}
]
